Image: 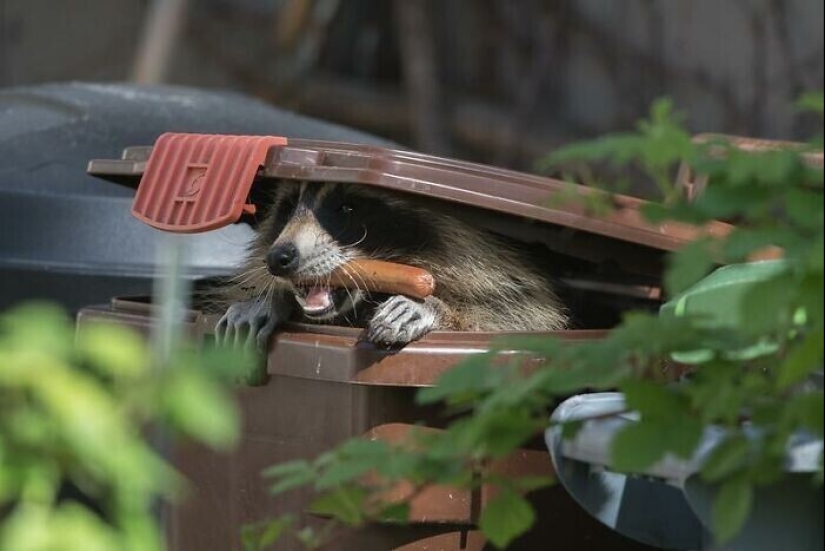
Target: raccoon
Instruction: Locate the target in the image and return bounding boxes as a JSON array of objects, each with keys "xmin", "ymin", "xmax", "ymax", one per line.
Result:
[{"xmin": 215, "ymin": 181, "xmax": 567, "ymax": 348}]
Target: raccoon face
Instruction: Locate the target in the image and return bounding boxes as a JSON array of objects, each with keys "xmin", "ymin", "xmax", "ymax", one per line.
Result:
[{"xmin": 261, "ymin": 182, "xmax": 439, "ymax": 321}]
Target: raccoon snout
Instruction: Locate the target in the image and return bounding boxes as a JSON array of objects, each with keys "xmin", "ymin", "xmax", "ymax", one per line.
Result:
[{"xmin": 266, "ymin": 243, "xmax": 299, "ymax": 276}]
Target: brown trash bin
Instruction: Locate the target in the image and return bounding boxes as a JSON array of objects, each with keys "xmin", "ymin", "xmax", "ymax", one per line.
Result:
[
  {"xmin": 77, "ymin": 297, "xmax": 661, "ymax": 551},
  {"xmin": 80, "ymin": 134, "xmax": 782, "ymax": 551}
]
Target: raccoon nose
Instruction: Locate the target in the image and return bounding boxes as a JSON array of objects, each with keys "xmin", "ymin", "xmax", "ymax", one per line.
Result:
[{"xmin": 266, "ymin": 243, "xmax": 299, "ymax": 276}]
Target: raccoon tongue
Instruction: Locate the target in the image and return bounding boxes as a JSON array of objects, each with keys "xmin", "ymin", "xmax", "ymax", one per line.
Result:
[{"xmin": 303, "ymin": 287, "xmax": 333, "ymax": 313}]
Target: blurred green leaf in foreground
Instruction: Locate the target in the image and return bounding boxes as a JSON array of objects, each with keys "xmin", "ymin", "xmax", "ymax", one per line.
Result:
[{"xmin": 0, "ymin": 303, "xmax": 242, "ymax": 551}]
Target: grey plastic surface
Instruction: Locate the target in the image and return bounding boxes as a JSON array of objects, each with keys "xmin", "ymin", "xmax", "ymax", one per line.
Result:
[
  {"xmin": 547, "ymin": 394, "xmax": 708, "ymax": 550},
  {"xmin": 0, "ymin": 82, "xmax": 396, "ymax": 311},
  {"xmin": 546, "ymin": 392, "xmax": 824, "ymax": 551}
]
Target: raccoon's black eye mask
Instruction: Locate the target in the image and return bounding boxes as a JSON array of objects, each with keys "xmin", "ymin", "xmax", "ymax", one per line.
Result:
[{"xmin": 313, "ymin": 186, "xmax": 442, "ymax": 257}]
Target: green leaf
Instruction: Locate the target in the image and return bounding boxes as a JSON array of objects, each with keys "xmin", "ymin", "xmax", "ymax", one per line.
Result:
[
  {"xmin": 241, "ymin": 518, "xmax": 294, "ymax": 551},
  {"xmin": 783, "ymin": 393, "xmax": 825, "ymax": 437},
  {"xmin": 785, "ymin": 188, "xmax": 825, "ymax": 230},
  {"xmin": 712, "ymin": 476, "xmax": 753, "ymax": 543},
  {"xmin": 509, "ymin": 476, "xmax": 554, "ymax": 493},
  {"xmin": 308, "ymin": 486, "xmax": 368, "ymax": 526},
  {"xmin": 686, "ymin": 363, "xmax": 747, "ymax": 425},
  {"xmin": 611, "ymin": 414, "xmax": 703, "ymax": 472},
  {"xmin": 76, "ymin": 323, "xmax": 148, "ymax": 378},
  {"xmin": 539, "ymin": 132, "xmax": 642, "ymax": 168},
  {"xmin": 692, "ymin": 184, "xmax": 772, "ymax": 219},
  {"xmin": 416, "ymin": 352, "xmax": 497, "ymax": 405},
  {"xmin": 560, "ymin": 420, "xmax": 583, "ymax": 440},
  {"xmin": 376, "ymin": 502, "xmax": 411, "ymax": 523},
  {"xmin": 723, "ymin": 228, "xmax": 797, "ymax": 262},
  {"xmin": 797, "ymin": 92, "xmax": 824, "ymax": 115},
  {"xmin": 314, "ymin": 439, "xmax": 393, "ymax": 489},
  {"xmin": 611, "ymin": 422, "xmax": 668, "ymax": 472},
  {"xmin": 34, "ymin": 368, "xmax": 131, "ymax": 464},
  {"xmin": 777, "ymin": 330, "xmax": 824, "ymax": 389},
  {"xmin": 740, "ymin": 271, "xmax": 797, "ymax": 335},
  {"xmin": 805, "ymin": 235, "xmax": 824, "ymax": 272},
  {"xmin": 701, "ymin": 435, "xmax": 750, "ymax": 482},
  {"xmin": 198, "ymin": 342, "xmax": 259, "ymax": 382},
  {"xmin": 479, "ymin": 489, "xmax": 536, "ymax": 549},
  {"xmin": 163, "ymin": 370, "xmax": 239, "ymax": 450},
  {"xmin": 474, "ymin": 409, "xmax": 542, "ymax": 458},
  {"xmin": 666, "ymin": 240, "xmax": 715, "ymax": 296},
  {"xmin": 622, "ymin": 380, "xmax": 682, "ymax": 418},
  {"xmin": 1, "ymin": 302, "xmax": 73, "ymax": 359},
  {"xmin": 262, "ymin": 459, "xmax": 314, "ymax": 479},
  {"xmin": 262, "ymin": 461, "xmax": 317, "ymax": 495},
  {"xmin": 316, "ymin": 458, "xmax": 378, "ymax": 490}
]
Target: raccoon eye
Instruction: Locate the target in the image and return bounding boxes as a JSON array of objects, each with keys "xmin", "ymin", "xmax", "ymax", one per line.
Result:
[{"xmin": 339, "ymin": 203, "xmax": 354, "ymax": 214}]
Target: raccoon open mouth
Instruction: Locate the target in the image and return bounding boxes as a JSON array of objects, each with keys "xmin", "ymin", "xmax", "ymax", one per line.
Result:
[{"xmin": 293, "ymin": 285, "xmax": 350, "ymax": 319}]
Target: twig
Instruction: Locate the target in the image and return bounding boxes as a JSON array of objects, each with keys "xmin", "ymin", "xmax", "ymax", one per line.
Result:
[{"xmin": 131, "ymin": 0, "xmax": 190, "ymax": 84}]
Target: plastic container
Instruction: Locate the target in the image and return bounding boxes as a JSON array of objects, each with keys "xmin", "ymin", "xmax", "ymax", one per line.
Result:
[
  {"xmin": 546, "ymin": 392, "xmax": 823, "ymax": 551},
  {"xmin": 660, "ymin": 260, "xmax": 797, "ymax": 363},
  {"xmin": 77, "ymin": 297, "xmax": 658, "ymax": 551}
]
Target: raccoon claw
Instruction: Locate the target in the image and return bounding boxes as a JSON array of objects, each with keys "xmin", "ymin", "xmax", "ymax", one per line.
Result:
[
  {"xmin": 216, "ymin": 298, "xmax": 280, "ymax": 351},
  {"xmin": 366, "ymin": 295, "xmax": 440, "ymax": 347}
]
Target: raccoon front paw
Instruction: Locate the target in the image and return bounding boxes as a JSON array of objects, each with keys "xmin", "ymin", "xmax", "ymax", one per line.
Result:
[
  {"xmin": 216, "ymin": 298, "xmax": 282, "ymax": 351},
  {"xmin": 366, "ymin": 295, "xmax": 441, "ymax": 347}
]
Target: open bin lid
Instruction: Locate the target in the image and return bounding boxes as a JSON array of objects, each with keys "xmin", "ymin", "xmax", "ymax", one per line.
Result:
[{"xmin": 87, "ymin": 132, "xmax": 754, "ymax": 280}]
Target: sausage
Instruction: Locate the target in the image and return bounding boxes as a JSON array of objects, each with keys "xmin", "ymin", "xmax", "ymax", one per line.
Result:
[{"xmin": 297, "ymin": 259, "xmax": 436, "ymax": 299}]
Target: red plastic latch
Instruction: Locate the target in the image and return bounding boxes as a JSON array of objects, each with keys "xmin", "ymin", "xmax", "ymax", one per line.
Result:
[{"xmin": 131, "ymin": 133, "xmax": 288, "ymax": 233}]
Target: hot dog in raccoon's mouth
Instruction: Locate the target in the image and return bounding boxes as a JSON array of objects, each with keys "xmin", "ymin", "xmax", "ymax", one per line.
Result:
[
  {"xmin": 294, "ymin": 259, "xmax": 436, "ymax": 300},
  {"xmin": 290, "ymin": 259, "xmax": 435, "ymax": 320}
]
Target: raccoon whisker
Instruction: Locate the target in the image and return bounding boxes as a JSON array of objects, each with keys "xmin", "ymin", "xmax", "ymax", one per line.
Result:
[
  {"xmin": 235, "ymin": 264, "xmax": 267, "ymax": 275},
  {"xmin": 251, "ymin": 283, "xmax": 267, "ymax": 305},
  {"xmin": 338, "ymin": 260, "xmax": 371, "ymax": 295},
  {"xmin": 262, "ymin": 278, "xmax": 276, "ymax": 308},
  {"xmin": 230, "ymin": 265, "xmax": 267, "ymax": 283},
  {"xmin": 251, "ymin": 275, "xmax": 276, "ymax": 305},
  {"xmin": 233, "ymin": 265, "xmax": 266, "ymax": 277},
  {"xmin": 338, "ymin": 263, "xmax": 363, "ymax": 294},
  {"xmin": 337, "ymin": 264, "xmax": 362, "ymax": 318},
  {"xmin": 268, "ymin": 279, "xmax": 277, "ymax": 303},
  {"xmin": 232, "ymin": 267, "xmax": 269, "ymax": 288},
  {"xmin": 343, "ymin": 225, "xmax": 369, "ymax": 249}
]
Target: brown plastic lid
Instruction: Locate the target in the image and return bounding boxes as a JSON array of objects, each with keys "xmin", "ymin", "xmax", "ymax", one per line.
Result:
[{"xmin": 88, "ymin": 133, "xmax": 735, "ymax": 254}]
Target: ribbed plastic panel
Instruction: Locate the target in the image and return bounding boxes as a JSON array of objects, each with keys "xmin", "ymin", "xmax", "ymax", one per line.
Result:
[{"xmin": 132, "ymin": 133, "xmax": 287, "ymax": 233}]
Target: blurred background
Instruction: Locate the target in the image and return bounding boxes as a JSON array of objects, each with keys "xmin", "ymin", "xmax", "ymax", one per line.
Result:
[{"xmin": 1, "ymin": 0, "xmax": 823, "ymax": 174}]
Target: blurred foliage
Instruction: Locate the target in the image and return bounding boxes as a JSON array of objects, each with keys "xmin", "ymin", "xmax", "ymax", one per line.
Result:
[
  {"xmin": 252, "ymin": 93, "xmax": 824, "ymax": 549},
  {"xmin": 0, "ymin": 303, "xmax": 242, "ymax": 551}
]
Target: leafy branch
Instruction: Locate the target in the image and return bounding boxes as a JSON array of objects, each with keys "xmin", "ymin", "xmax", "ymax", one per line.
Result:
[{"xmin": 255, "ymin": 94, "xmax": 824, "ymax": 549}]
